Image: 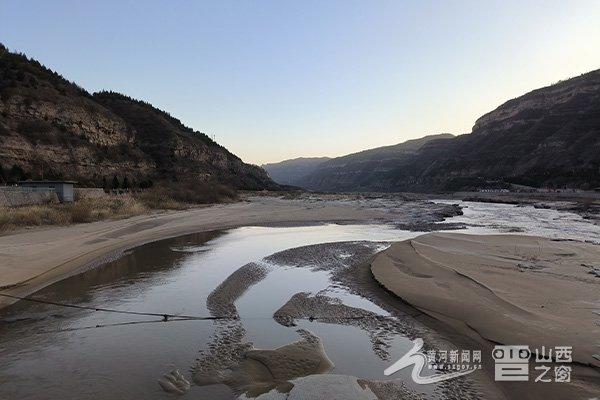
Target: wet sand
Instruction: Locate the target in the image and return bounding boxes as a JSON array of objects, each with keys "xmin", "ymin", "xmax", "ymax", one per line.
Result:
[
  {"xmin": 193, "ymin": 327, "xmax": 334, "ymax": 398},
  {"xmin": 371, "ymin": 233, "xmax": 600, "ymax": 399},
  {"xmin": 274, "ymin": 292, "xmax": 411, "ymax": 360},
  {"xmin": 0, "ymin": 195, "xmax": 460, "ymax": 308},
  {"xmin": 4, "ymin": 195, "xmax": 599, "ymax": 398},
  {"xmin": 188, "ymin": 241, "xmax": 500, "ymax": 399}
]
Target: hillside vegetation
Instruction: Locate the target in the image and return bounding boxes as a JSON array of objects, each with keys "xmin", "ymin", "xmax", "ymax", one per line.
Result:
[{"xmin": 0, "ymin": 44, "xmax": 278, "ymax": 191}]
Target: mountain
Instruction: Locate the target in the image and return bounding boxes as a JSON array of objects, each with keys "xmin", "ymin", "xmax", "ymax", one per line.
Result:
[
  {"xmin": 298, "ymin": 70, "xmax": 600, "ymax": 192},
  {"xmin": 0, "ymin": 45, "xmax": 278, "ymax": 190},
  {"xmin": 400, "ymin": 69, "xmax": 600, "ymax": 191},
  {"xmin": 262, "ymin": 157, "xmax": 330, "ymax": 186},
  {"xmin": 297, "ymin": 134, "xmax": 454, "ymax": 191}
]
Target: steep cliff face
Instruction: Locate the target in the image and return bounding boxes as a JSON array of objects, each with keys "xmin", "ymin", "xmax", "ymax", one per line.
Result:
[
  {"xmin": 93, "ymin": 92, "xmax": 275, "ymax": 190},
  {"xmin": 405, "ymin": 70, "xmax": 600, "ymax": 191},
  {"xmin": 297, "ymin": 70, "xmax": 600, "ymax": 192},
  {"xmin": 0, "ymin": 45, "xmax": 277, "ymax": 189},
  {"xmin": 472, "ymin": 72, "xmax": 600, "ymax": 134}
]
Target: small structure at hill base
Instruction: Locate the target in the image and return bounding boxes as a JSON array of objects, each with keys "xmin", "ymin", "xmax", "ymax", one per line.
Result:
[{"xmin": 18, "ymin": 180, "xmax": 76, "ymax": 203}]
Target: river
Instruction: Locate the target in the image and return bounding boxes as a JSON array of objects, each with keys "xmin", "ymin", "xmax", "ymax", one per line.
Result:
[{"xmin": 0, "ymin": 201, "xmax": 598, "ymax": 399}]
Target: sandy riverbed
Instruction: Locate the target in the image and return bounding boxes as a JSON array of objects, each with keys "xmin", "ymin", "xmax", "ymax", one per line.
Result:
[
  {"xmin": 0, "ymin": 195, "xmax": 459, "ymax": 308},
  {"xmin": 371, "ymin": 233, "xmax": 600, "ymax": 399},
  {"xmin": 175, "ymin": 239, "xmax": 497, "ymax": 399},
  {"xmin": 147, "ymin": 233, "xmax": 600, "ymax": 399},
  {"xmin": 3, "ymin": 195, "xmax": 600, "ymax": 399}
]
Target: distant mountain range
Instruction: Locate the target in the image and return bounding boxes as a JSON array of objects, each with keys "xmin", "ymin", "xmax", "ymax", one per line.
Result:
[
  {"xmin": 299, "ymin": 134, "xmax": 454, "ymax": 191},
  {"xmin": 266, "ymin": 70, "xmax": 600, "ymax": 192},
  {"xmin": 0, "ymin": 44, "xmax": 278, "ymax": 190},
  {"xmin": 261, "ymin": 157, "xmax": 330, "ymax": 186}
]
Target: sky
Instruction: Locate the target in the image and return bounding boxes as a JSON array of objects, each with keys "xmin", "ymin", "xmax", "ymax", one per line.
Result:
[{"xmin": 1, "ymin": 1, "xmax": 600, "ymax": 165}]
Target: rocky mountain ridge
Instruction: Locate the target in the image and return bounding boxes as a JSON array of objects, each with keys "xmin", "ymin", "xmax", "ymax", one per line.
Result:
[
  {"xmin": 270, "ymin": 69, "xmax": 600, "ymax": 192},
  {"xmin": 0, "ymin": 44, "xmax": 277, "ymax": 190}
]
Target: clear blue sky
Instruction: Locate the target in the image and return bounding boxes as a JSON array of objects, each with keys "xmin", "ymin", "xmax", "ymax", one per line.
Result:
[{"xmin": 1, "ymin": 1, "xmax": 599, "ymax": 164}]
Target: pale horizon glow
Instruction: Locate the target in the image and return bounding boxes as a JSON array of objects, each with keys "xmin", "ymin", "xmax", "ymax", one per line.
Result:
[{"xmin": 1, "ymin": 0, "xmax": 599, "ymax": 165}]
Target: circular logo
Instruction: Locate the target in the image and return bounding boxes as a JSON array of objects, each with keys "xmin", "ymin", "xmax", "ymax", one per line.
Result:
[
  {"xmin": 519, "ymin": 348, "xmax": 531, "ymax": 359},
  {"xmin": 492, "ymin": 348, "xmax": 504, "ymax": 360}
]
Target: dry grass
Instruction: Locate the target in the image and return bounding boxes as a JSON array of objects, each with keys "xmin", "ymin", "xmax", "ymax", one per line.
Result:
[
  {"xmin": 66, "ymin": 195, "xmax": 148, "ymax": 223},
  {"xmin": 0, "ymin": 205, "xmax": 70, "ymax": 231},
  {"xmin": 134, "ymin": 188, "xmax": 187, "ymax": 210},
  {"xmin": 0, "ymin": 196, "xmax": 148, "ymax": 232},
  {"xmin": 0, "ymin": 181, "xmax": 239, "ymax": 233}
]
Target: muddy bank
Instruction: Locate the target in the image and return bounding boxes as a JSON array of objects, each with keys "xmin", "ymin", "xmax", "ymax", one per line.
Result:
[
  {"xmin": 0, "ymin": 195, "xmax": 461, "ymax": 309},
  {"xmin": 192, "ymin": 327, "xmax": 334, "ymax": 398},
  {"xmin": 371, "ymin": 232, "xmax": 600, "ymax": 399},
  {"xmin": 207, "ymin": 262, "xmax": 270, "ymax": 318},
  {"xmin": 191, "ymin": 244, "xmax": 336, "ymax": 398},
  {"xmin": 190, "ymin": 241, "xmax": 396, "ymax": 397},
  {"xmin": 185, "ymin": 240, "xmax": 499, "ymax": 399},
  {"xmin": 274, "ymin": 292, "xmax": 412, "ymax": 360}
]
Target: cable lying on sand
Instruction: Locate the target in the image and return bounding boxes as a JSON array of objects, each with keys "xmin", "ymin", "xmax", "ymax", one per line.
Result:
[
  {"xmin": 0, "ymin": 292, "xmax": 230, "ymax": 321},
  {"xmin": 0, "ymin": 292, "xmax": 385, "ymax": 324}
]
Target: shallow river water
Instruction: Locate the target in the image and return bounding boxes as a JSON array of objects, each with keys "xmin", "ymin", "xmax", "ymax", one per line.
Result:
[{"xmin": 0, "ymin": 202, "xmax": 598, "ymax": 399}]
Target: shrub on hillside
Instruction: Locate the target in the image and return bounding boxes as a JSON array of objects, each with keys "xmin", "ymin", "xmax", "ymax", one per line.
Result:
[{"xmin": 135, "ymin": 180, "xmax": 237, "ymax": 209}]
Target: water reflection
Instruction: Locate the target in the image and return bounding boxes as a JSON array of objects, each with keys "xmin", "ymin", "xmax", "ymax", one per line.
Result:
[
  {"xmin": 0, "ymin": 225, "xmax": 410, "ymax": 400},
  {"xmin": 1, "ymin": 205, "xmax": 598, "ymax": 400}
]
